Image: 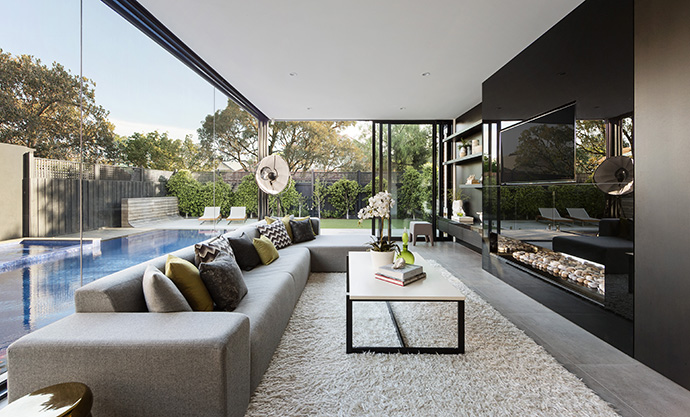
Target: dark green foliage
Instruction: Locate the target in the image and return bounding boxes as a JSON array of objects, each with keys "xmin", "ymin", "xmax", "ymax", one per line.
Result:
[
  {"xmin": 499, "ymin": 184, "xmax": 605, "ymax": 220},
  {"xmin": 361, "ymin": 177, "xmax": 388, "ymax": 203},
  {"xmin": 328, "ymin": 178, "xmax": 360, "ymax": 219},
  {"xmin": 398, "ymin": 167, "xmax": 423, "ymax": 219},
  {"xmin": 166, "ymin": 170, "xmax": 234, "ymax": 217},
  {"xmin": 234, "ymin": 174, "xmax": 258, "ymax": 217}
]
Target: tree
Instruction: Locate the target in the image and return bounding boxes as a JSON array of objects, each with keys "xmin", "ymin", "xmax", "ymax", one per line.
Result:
[
  {"xmin": 361, "ymin": 177, "xmax": 388, "ymax": 204},
  {"xmin": 390, "ymin": 124, "xmax": 432, "ymax": 171},
  {"xmin": 328, "ymin": 178, "xmax": 360, "ymax": 219},
  {"xmin": 119, "ymin": 131, "xmax": 185, "ymax": 170},
  {"xmin": 0, "ymin": 49, "xmax": 116, "ymax": 162},
  {"xmin": 198, "ymin": 100, "xmax": 363, "ymax": 172},
  {"xmin": 234, "ymin": 174, "xmax": 259, "ymax": 218},
  {"xmin": 398, "ymin": 167, "xmax": 424, "ymax": 219},
  {"xmin": 576, "ymin": 120, "xmax": 606, "ymax": 175},
  {"xmin": 311, "ymin": 178, "xmax": 329, "ymax": 218}
]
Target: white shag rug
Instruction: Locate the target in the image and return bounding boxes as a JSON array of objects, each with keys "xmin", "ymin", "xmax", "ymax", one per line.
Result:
[{"xmin": 246, "ymin": 261, "xmax": 619, "ymax": 417}]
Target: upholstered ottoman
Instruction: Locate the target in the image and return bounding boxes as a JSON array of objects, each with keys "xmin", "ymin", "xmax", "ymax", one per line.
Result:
[{"xmin": 410, "ymin": 221, "xmax": 434, "ymax": 246}]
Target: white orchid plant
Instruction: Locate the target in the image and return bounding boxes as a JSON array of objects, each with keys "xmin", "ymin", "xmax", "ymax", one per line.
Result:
[{"xmin": 358, "ymin": 191, "xmax": 399, "ymax": 253}]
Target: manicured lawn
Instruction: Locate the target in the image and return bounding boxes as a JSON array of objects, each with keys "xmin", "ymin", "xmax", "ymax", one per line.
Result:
[{"xmin": 319, "ymin": 218, "xmax": 410, "ymax": 229}]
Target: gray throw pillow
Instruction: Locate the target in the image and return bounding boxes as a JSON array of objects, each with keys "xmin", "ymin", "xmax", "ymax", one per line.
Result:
[
  {"xmin": 257, "ymin": 220, "xmax": 292, "ymax": 249},
  {"xmin": 195, "ymin": 235, "xmax": 234, "ymax": 265},
  {"xmin": 142, "ymin": 264, "xmax": 193, "ymax": 312},
  {"xmin": 198, "ymin": 253, "xmax": 248, "ymax": 311},
  {"xmin": 226, "ymin": 232, "xmax": 262, "ymax": 271},
  {"xmin": 290, "ymin": 218, "xmax": 316, "ymax": 243}
]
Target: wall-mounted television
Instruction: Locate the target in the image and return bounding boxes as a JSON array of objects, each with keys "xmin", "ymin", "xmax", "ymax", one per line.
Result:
[{"xmin": 500, "ymin": 103, "xmax": 576, "ymax": 184}]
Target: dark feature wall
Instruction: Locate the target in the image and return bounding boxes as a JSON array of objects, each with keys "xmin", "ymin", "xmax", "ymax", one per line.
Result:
[
  {"xmin": 634, "ymin": 0, "xmax": 690, "ymax": 390},
  {"xmin": 482, "ymin": 0, "xmax": 633, "ymax": 122}
]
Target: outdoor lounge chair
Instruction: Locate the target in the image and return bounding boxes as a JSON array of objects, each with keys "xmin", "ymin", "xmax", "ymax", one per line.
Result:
[
  {"xmin": 226, "ymin": 206, "xmax": 247, "ymax": 223},
  {"xmin": 199, "ymin": 206, "xmax": 222, "ymax": 224},
  {"xmin": 536, "ymin": 208, "xmax": 574, "ymax": 224},
  {"xmin": 565, "ymin": 208, "xmax": 600, "ymax": 225}
]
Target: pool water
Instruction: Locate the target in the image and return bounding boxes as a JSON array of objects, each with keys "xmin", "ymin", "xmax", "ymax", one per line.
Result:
[{"xmin": 0, "ymin": 229, "xmax": 223, "ymax": 375}]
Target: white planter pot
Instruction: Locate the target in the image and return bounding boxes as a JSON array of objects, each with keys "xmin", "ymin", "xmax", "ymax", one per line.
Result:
[{"xmin": 370, "ymin": 250, "xmax": 396, "ymax": 269}]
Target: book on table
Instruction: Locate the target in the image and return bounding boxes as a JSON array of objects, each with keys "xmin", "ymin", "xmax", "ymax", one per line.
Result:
[
  {"xmin": 377, "ymin": 263, "xmax": 423, "ymax": 280},
  {"xmin": 375, "ymin": 272, "xmax": 427, "ymax": 286}
]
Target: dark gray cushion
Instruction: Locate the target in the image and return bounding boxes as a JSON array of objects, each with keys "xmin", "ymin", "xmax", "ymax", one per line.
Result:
[
  {"xmin": 198, "ymin": 253, "xmax": 248, "ymax": 311},
  {"xmin": 194, "ymin": 236, "xmax": 234, "ymax": 266},
  {"xmin": 142, "ymin": 265, "xmax": 193, "ymax": 312},
  {"xmin": 290, "ymin": 218, "xmax": 315, "ymax": 243},
  {"xmin": 226, "ymin": 232, "xmax": 261, "ymax": 271}
]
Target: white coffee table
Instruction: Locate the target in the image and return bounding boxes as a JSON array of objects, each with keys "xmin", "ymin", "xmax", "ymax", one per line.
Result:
[{"xmin": 346, "ymin": 251, "xmax": 465, "ymax": 354}]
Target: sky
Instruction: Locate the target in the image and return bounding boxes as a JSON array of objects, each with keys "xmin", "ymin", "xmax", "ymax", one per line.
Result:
[
  {"xmin": 1, "ymin": 0, "xmax": 228, "ymax": 140},
  {"xmin": 0, "ymin": 0, "xmax": 366, "ymax": 142}
]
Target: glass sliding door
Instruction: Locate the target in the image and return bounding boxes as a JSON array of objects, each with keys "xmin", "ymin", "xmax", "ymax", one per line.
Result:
[{"xmin": 371, "ymin": 122, "xmax": 435, "ymax": 240}]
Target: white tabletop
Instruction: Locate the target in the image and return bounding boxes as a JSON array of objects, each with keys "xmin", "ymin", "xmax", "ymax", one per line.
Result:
[{"xmin": 348, "ymin": 251, "xmax": 466, "ymax": 301}]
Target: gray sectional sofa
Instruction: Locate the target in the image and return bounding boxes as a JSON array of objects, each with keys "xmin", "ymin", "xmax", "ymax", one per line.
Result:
[{"xmin": 7, "ymin": 219, "xmax": 369, "ymax": 417}]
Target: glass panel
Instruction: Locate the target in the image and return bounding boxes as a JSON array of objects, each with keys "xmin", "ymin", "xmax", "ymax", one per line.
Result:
[
  {"xmin": 0, "ymin": 0, "xmax": 81, "ymax": 376},
  {"xmin": 390, "ymin": 124, "xmax": 433, "ymax": 237}
]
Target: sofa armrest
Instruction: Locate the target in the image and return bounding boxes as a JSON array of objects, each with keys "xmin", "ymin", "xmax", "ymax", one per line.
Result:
[{"xmin": 8, "ymin": 312, "xmax": 250, "ymax": 417}]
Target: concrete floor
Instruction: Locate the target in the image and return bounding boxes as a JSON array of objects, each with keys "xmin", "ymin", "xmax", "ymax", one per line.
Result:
[{"xmin": 413, "ymin": 241, "xmax": 690, "ymax": 417}]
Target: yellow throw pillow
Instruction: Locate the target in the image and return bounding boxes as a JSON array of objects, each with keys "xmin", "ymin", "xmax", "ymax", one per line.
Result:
[
  {"xmin": 164, "ymin": 254, "xmax": 214, "ymax": 311},
  {"xmin": 253, "ymin": 235, "xmax": 280, "ymax": 265},
  {"xmin": 266, "ymin": 215, "xmax": 295, "ymax": 241}
]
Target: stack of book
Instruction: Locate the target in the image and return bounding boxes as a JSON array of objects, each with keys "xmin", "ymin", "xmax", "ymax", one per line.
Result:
[{"xmin": 375, "ymin": 263, "xmax": 426, "ymax": 286}]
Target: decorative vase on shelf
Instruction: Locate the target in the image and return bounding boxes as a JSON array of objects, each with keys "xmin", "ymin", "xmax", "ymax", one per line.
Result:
[
  {"xmin": 370, "ymin": 250, "xmax": 396, "ymax": 268},
  {"xmin": 458, "ymin": 146, "xmax": 467, "ymax": 158},
  {"xmin": 397, "ymin": 228, "xmax": 415, "ymax": 264}
]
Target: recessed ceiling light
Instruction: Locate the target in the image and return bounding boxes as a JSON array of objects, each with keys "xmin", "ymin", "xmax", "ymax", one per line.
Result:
[
  {"xmin": 306, "ymin": 107, "xmax": 312, "ymax": 110},
  {"xmin": 400, "ymin": 107, "xmax": 406, "ymax": 110},
  {"xmin": 289, "ymin": 72, "xmax": 298, "ymax": 77},
  {"xmin": 421, "ymin": 72, "xmax": 431, "ymax": 77}
]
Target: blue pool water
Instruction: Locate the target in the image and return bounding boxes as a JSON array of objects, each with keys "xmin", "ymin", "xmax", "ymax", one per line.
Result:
[{"xmin": 0, "ymin": 229, "xmax": 223, "ymax": 374}]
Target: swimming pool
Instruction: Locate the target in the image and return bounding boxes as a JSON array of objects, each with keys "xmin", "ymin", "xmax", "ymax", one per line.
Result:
[{"xmin": 0, "ymin": 229, "xmax": 223, "ymax": 375}]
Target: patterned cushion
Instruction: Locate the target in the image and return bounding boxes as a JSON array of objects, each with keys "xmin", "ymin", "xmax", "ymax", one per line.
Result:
[
  {"xmin": 290, "ymin": 218, "xmax": 316, "ymax": 243},
  {"xmin": 194, "ymin": 236, "xmax": 234, "ymax": 265},
  {"xmin": 266, "ymin": 215, "xmax": 295, "ymax": 241},
  {"xmin": 258, "ymin": 220, "xmax": 292, "ymax": 249},
  {"xmin": 198, "ymin": 253, "xmax": 248, "ymax": 311}
]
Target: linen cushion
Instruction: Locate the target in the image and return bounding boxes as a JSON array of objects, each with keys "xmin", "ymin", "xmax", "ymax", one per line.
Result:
[
  {"xmin": 198, "ymin": 253, "xmax": 248, "ymax": 311},
  {"xmin": 253, "ymin": 235, "xmax": 280, "ymax": 265},
  {"xmin": 194, "ymin": 235, "xmax": 234, "ymax": 265},
  {"xmin": 164, "ymin": 254, "xmax": 214, "ymax": 311},
  {"xmin": 142, "ymin": 264, "xmax": 193, "ymax": 312},
  {"xmin": 226, "ymin": 232, "xmax": 262, "ymax": 271},
  {"xmin": 258, "ymin": 220, "xmax": 292, "ymax": 249},
  {"xmin": 290, "ymin": 218, "xmax": 316, "ymax": 243}
]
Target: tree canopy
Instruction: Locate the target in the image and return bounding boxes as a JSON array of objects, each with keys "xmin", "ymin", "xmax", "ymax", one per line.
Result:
[
  {"xmin": 198, "ymin": 100, "xmax": 367, "ymax": 172},
  {"xmin": 0, "ymin": 49, "xmax": 116, "ymax": 162},
  {"xmin": 115, "ymin": 132, "xmax": 211, "ymax": 171}
]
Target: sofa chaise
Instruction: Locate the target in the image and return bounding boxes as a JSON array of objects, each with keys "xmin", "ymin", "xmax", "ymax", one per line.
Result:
[{"xmin": 7, "ymin": 218, "xmax": 369, "ymax": 417}]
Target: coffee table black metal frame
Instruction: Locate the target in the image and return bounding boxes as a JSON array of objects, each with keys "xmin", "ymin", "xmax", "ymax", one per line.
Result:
[{"xmin": 346, "ymin": 254, "xmax": 465, "ymax": 354}]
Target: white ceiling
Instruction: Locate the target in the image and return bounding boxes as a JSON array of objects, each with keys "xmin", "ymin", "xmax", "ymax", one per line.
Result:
[{"xmin": 137, "ymin": 0, "xmax": 584, "ymax": 121}]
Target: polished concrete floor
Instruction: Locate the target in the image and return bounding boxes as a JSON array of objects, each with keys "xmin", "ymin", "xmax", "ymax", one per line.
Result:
[{"xmin": 414, "ymin": 241, "xmax": 690, "ymax": 417}]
